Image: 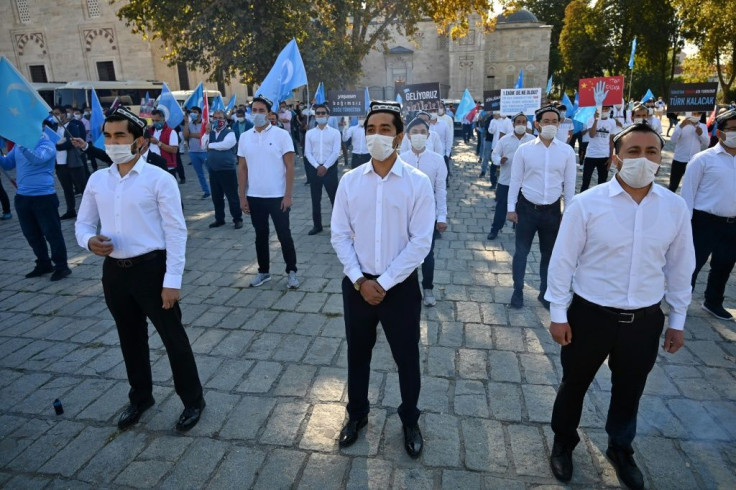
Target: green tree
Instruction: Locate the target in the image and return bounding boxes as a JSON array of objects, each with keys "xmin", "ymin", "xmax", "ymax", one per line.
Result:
[
  {"xmin": 558, "ymin": 0, "xmax": 610, "ymax": 88},
  {"xmin": 679, "ymin": 55, "xmax": 716, "ymax": 84},
  {"xmin": 114, "ymin": 0, "xmax": 495, "ymax": 93}
]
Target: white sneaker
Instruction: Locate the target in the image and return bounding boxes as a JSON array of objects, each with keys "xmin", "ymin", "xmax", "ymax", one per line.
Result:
[
  {"xmin": 423, "ymin": 289, "xmax": 436, "ymax": 307},
  {"xmin": 287, "ymin": 271, "xmax": 300, "ymax": 289},
  {"xmin": 250, "ymin": 273, "xmax": 271, "ymax": 287}
]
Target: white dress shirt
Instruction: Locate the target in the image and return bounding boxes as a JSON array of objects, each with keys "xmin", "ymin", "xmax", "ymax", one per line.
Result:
[
  {"xmin": 150, "ymin": 127, "xmax": 179, "ymax": 156},
  {"xmin": 430, "ymin": 120, "xmax": 452, "ymax": 156},
  {"xmin": 342, "ymin": 124, "xmax": 368, "ymax": 154},
  {"xmin": 207, "ymin": 129, "xmax": 237, "ymax": 150},
  {"xmin": 305, "ymin": 125, "xmax": 341, "ymax": 168},
  {"xmin": 670, "ymin": 122, "xmax": 709, "ymax": 162},
  {"xmin": 492, "ymin": 132, "xmax": 535, "ymax": 186},
  {"xmin": 55, "ymin": 125, "xmax": 67, "ymax": 165},
  {"xmin": 488, "ymin": 117, "xmax": 513, "ymax": 150},
  {"xmin": 400, "ymin": 148, "xmax": 448, "ymax": 223},
  {"xmin": 399, "ymin": 131, "xmax": 442, "ymax": 154},
  {"xmin": 439, "ymin": 113, "xmax": 455, "ymax": 150},
  {"xmin": 648, "ymin": 116, "xmax": 662, "ymax": 135},
  {"xmin": 545, "ymin": 177, "xmax": 695, "ymax": 329},
  {"xmin": 75, "ymin": 158, "xmax": 187, "ymax": 289},
  {"xmin": 237, "ymin": 124, "xmax": 295, "ymax": 198},
  {"xmin": 507, "ymin": 137, "xmax": 577, "ymax": 212},
  {"xmin": 330, "ymin": 156, "xmax": 435, "ymax": 291},
  {"xmin": 681, "ymin": 143, "xmax": 736, "ymax": 218},
  {"xmin": 556, "ymin": 118, "xmax": 574, "ymax": 143}
]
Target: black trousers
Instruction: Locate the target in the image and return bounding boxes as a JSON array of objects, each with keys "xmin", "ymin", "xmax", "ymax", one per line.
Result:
[
  {"xmin": 15, "ymin": 193, "xmax": 68, "ymax": 270},
  {"xmin": 343, "ymin": 272, "xmax": 421, "ymax": 426},
  {"xmin": 55, "ymin": 164, "xmax": 85, "ymax": 214},
  {"xmin": 691, "ymin": 210, "xmax": 736, "ymax": 306},
  {"xmin": 101, "ymin": 253, "xmax": 202, "ymax": 407},
  {"xmin": 209, "ymin": 169, "xmax": 242, "ymax": 224},
  {"xmin": 305, "ymin": 161, "xmax": 338, "ymax": 228},
  {"xmin": 512, "ymin": 195, "xmax": 561, "ymax": 294},
  {"xmin": 668, "ymin": 160, "xmax": 688, "ymax": 192},
  {"xmin": 351, "ymin": 152, "xmax": 371, "ymax": 169},
  {"xmin": 490, "ymin": 183, "xmax": 510, "ymax": 234},
  {"xmin": 580, "ymin": 156, "xmax": 609, "ymax": 192},
  {"xmin": 173, "ymin": 149, "xmax": 186, "ymax": 182},
  {"xmin": 551, "ymin": 295, "xmax": 664, "ymax": 451},
  {"xmin": 0, "ymin": 175, "xmax": 10, "ymax": 214},
  {"xmin": 247, "ymin": 196, "xmax": 297, "ymax": 273}
]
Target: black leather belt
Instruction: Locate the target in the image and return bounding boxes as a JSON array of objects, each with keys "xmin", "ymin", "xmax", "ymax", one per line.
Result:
[
  {"xmin": 106, "ymin": 250, "xmax": 165, "ymax": 268},
  {"xmin": 362, "ymin": 270, "xmax": 418, "ymax": 282},
  {"xmin": 519, "ymin": 193, "xmax": 561, "ymax": 210},
  {"xmin": 573, "ymin": 294, "xmax": 660, "ymax": 324},
  {"xmin": 694, "ymin": 209, "xmax": 736, "ymax": 224}
]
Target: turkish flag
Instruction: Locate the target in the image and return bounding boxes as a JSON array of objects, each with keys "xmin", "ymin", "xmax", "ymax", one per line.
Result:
[
  {"xmin": 200, "ymin": 92, "xmax": 209, "ymax": 139},
  {"xmin": 578, "ymin": 76, "xmax": 625, "ymax": 107}
]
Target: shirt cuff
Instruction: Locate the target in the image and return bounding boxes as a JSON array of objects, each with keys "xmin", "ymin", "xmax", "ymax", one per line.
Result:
[
  {"xmin": 507, "ymin": 204, "xmax": 516, "ymax": 213},
  {"xmin": 550, "ymin": 304, "xmax": 568, "ymax": 323},
  {"xmin": 163, "ymin": 273, "xmax": 182, "ymax": 290},
  {"xmin": 667, "ymin": 312, "xmax": 685, "ymax": 330},
  {"xmin": 347, "ymin": 268, "xmax": 363, "ymax": 284},
  {"xmin": 376, "ymin": 274, "xmax": 396, "ymax": 292},
  {"xmin": 81, "ymin": 233, "xmax": 96, "ymax": 252},
  {"xmin": 437, "ymin": 214, "xmax": 447, "ymax": 223}
]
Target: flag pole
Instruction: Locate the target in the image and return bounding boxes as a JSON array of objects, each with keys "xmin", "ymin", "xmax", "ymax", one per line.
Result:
[{"xmin": 628, "ymin": 66, "xmax": 634, "ymax": 104}]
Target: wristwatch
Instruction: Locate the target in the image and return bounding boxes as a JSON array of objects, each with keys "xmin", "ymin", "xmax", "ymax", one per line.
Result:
[{"xmin": 354, "ymin": 277, "xmax": 366, "ymax": 291}]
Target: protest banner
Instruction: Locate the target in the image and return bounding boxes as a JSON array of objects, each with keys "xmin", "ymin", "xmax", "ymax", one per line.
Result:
[
  {"xmin": 578, "ymin": 76, "xmax": 625, "ymax": 107},
  {"xmin": 397, "ymin": 82, "xmax": 443, "ymax": 112},
  {"xmin": 483, "ymin": 90, "xmax": 501, "ymax": 112},
  {"xmin": 499, "ymin": 88, "xmax": 541, "ymax": 116},
  {"xmin": 667, "ymin": 83, "xmax": 719, "ymax": 112},
  {"xmin": 327, "ymin": 90, "xmax": 365, "ymax": 116}
]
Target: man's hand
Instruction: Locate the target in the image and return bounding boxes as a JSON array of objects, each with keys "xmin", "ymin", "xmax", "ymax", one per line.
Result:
[
  {"xmin": 150, "ymin": 137, "xmax": 159, "ymax": 145},
  {"xmin": 500, "ymin": 157, "xmax": 508, "ymax": 165},
  {"xmin": 240, "ymin": 196, "xmax": 250, "ymax": 214},
  {"xmin": 281, "ymin": 195, "xmax": 292, "ymax": 212},
  {"xmin": 593, "ymin": 80, "xmax": 609, "ymax": 107},
  {"xmin": 436, "ymin": 222, "xmax": 448, "ymax": 232},
  {"xmin": 317, "ymin": 165, "xmax": 327, "ymax": 177},
  {"xmin": 71, "ymin": 137, "xmax": 86, "ymax": 149},
  {"xmin": 662, "ymin": 328, "xmax": 684, "ymax": 354},
  {"xmin": 507, "ymin": 212, "xmax": 518, "ymax": 224},
  {"xmin": 549, "ymin": 321, "xmax": 572, "ymax": 346},
  {"xmin": 161, "ymin": 287, "xmax": 180, "ymax": 310},
  {"xmin": 360, "ymin": 280, "xmax": 386, "ymax": 306},
  {"xmin": 88, "ymin": 235, "xmax": 114, "ymax": 256}
]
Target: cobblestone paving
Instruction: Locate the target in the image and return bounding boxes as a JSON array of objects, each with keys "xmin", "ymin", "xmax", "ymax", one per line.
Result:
[{"xmin": 0, "ymin": 136, "xmax": 735, "ymax": 489}]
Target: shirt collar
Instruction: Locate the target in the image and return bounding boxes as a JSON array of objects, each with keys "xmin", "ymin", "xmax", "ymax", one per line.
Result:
[
  {"xmin": 363, "ymin": 155, "xmax": 404, "ymax": 177},
  {"xmin": 714, "ymin": 142, "xmax": 735, "ymax": 156},
  {"xmin": 533, "ymin": 136, "xmax": 561, "ymax": 146},
  {"xmin": 110, "ymin": 156, "xmax": 147, "ymax": 177},
  {"xmin": 607, "ymin": 174, "xmax": 664, "ymax": 199}
]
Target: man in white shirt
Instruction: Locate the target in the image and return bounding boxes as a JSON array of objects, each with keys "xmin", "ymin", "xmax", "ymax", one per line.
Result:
[
  {"xmin": 399, "ymin": 111, "xmax": 443, "ymax": 155},
  {"xmin": 181, "ymin": 106, "xmax": 211, "ymax": 199},
  {"xmin": 581, "ymin": 105, "xmax": 617, "ymax": 192},
  {"xmin": 399, "ymin": 117, "xmax": 448, "ymax": 307},
  {"xmin": 206, "ymin": 110, "xmax": 242, "ymax": 229},
  {"xmin": 147, "ymin": 109, "xmax": 180, "ymax": 178},
  {"xmin": 237, "ymin": 95, "xmax": 299, "ymax": 289},
  {"xmin": 429, "ymin": 112, "xmax": 452, "ymax": 163},
  {"xmin": 681, "ymin": 109, "xmax": 736, "ymax": 321},
  {"xmin": 342, "ymin": 118, "xmax": 370, "ymax": 169},
  {"xmin": 668, "ymin": 112, "xmax": 709, "ymax": 192},
  {"xmin": 331, "ymin": 100, "xmax": 434, "ymax": 458},
  {"xmin": 544, "ymin": 123, "xmax": 694, "ymax": 488},
  {"xmin": 75, "ymin": 107, "xmax": 205, "ymax": 433},
  {"xmin": 304, "ymin": 104, "xmax": 341, "ymax": 235},
  {"xmin": 555, "ymin": 105, "xmax": 574, "ymax": 144},
  {"xmin": 488, "ymin": 113, "xmax": 535, "ymax": 239},
  {"xmin": 629, "ymin": 103, "xmax": 662, "ymax": 135},
  {"xmin": 485, "ymin": 113, "xmax": 514, "ymax": 186},
  {"xmin": 438, "ymin": 104, "xmax": 455, "ymax": 173},
  {"xmin": 507, "ymin": 105, "xmax": 577, "ymax": 309}
]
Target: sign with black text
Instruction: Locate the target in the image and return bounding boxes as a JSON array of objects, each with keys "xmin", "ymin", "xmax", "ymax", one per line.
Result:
[
  {"xmin": 667, "ymin": 83, "xmax": 719, "ymax": 112},
  {"xmin": 499, "ymin": 88, "xmax": 542, "ymax": 116},
  {"xmin": 483, "ymin": 90, "xmax": 501, "ymax": 112},
  {"xmin": 327, "ymin": 90, "xmax": 365, "ymax": 116},
  {"xmin": 398, "ymin": 82, "xmax": 442, "ymax": 112}
]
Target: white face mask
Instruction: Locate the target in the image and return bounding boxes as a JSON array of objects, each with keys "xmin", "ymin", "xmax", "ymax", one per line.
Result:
[
  {"xmin": 721, "ymin": 131, "xmax": 736, "ymax": 148},
  {"xmin": 540, "ymin": 125, "xmax": 557, "ymax": 139},
  {"xmin": 253, "ymin": 113, "xmax": 267, "ymax": 127},
  {"xmin": 514, "ymin": 125, "xmax": 527, "ymax": 135},
  {"xmin": 366, "ymin": 134, "xmax": 396, "ymax": 161},
  {"xmin": 560, "ymin": 111, "xmax": 566, "ymax": 118},
  {"xmin": 633, "ymin": 117, "xmax": 644, "ymax": 125},
  {"xmin": 105, "ymin": 144, "xmax": 137, "ymax": 165},
  {"xmin": 73, "ymin": 114, "xmax": 82, "ymax": 120},
  {"xmin": 410, "ymin": 133, "xmax": 427, "ymax": 150},
  {"xmin": 617, "ymin": 156, "xmax": 659, "ymax": 188},
  {"xmin": 316, "ymin": 117, "xmax": 328, "ymax": 125},
  {"xmin": 236, "ymin": 117, "xmax": 245, "ymax": 123}
]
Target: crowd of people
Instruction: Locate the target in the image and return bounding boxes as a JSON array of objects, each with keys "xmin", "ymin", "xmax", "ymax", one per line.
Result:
[{"xmin": 1, "ymin": 87, "xmax": 735, "ymax": 487}]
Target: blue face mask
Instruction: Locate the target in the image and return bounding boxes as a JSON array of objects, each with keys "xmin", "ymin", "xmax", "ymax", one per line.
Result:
[
  {"xmin": 153, "ymin": 122, "xmax": 164, "ymax": 130},
  {"xmin": 253, "ymin": 113, "xmax": 267, "ymax": 127}
]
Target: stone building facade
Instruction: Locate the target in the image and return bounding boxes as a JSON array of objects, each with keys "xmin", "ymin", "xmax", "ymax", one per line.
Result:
[{"xmin": 358, "ymin": 10, "xmax": 552, "ymax": 101}]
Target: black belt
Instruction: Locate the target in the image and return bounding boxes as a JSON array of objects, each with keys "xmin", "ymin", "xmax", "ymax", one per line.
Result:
[
  {"xmin": 572, "ymin": 294, "xmax": 660, "ymax": 324},
  {"xmin": 694, "ymin": 209, "xmax": 736, "ymax": 224},
  {"xmin": 105, "ymin": 250, "xmax": 165, "ymax": 268},
  {"xmin": 519, "ymin": 193, "xmax": 561, "ymax": 210},
  {"xmin": 362, "ymin": 270, "xmax": 418, "ymax": 282}
]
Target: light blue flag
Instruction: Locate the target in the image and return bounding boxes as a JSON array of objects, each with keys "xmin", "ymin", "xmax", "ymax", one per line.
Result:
[
  {"xmin": 90, "ymin": 88, "xmax": 105, "ymax": 146},
  {"xmin": 211, "ymin": 95, "xmax": 225, "ymax": 112},
  {"xmin": 628, "ymin": 37, "xmax": 637, "ymax": 70},
  {"xmin": 364, "ymin": 87, "xmax": 371, "ymax": 114},
  {"xmin": 314, "ymin": 82, "xmax": 326, "ymax": 104},
  {"xmin": 184, "ymin": 82, "xmax": 204, "ymax": 110},
  {"xmin": 43, "ymin": 126, "xmax": 60, "ymax": 143},
  {"xmin": 454, "ymin": 89, "xmax": 475, "ymax": 123},
  {"xmin": 561, "ymin": 93, "xmax": 574, "ymax": 112},
  {"xmin": 257, "ymin": 38, "xmax": 308, "ymax": 105},
  {"xmin": 157, "ymin": 82, "xmax": 185, "ymax": 129},
  {"xmin": 0, "ymin": 56, "xmax": 52, "ymax": 148},
  {"xmin": 350, "ymin": 116, "xmax": 358, "ymax": 127},
  {"xmin": 572, "ymin": 106, "xmax": 596, "ymax": 125},
  {"xmin": 396, "ymin": 93, "xmax": 403, "ymax": 106},
  {"xmin": 225, "ymin": 94, "xmax": 236, "ymax": 113},
  {"xmin": 573, "ymin": 91, "xmax": 579, "ymax": 111},
  {"xmin": 546, "ymin": 76, "xmax": 553, "ymax": 95},
  {"xmin": 641, "ymin": 89, "xmax": 654, "ymax": 103},
  {"xmin": 515, "ymin": 70, "xmax": 524, "ymax": 89}
]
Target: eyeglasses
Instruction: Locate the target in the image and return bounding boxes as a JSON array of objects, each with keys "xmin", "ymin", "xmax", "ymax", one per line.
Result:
[{"xmin": 315, "ymin": 112, "xmax": 328, "ymax": 115}]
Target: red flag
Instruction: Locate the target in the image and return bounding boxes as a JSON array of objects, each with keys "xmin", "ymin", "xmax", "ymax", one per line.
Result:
[
  {"xmin": 706, "ymin": 104, "xmax": 717, "ymax": 128},
  {"xmin": 578, "ymin": 76, "xmax": 625, "ymax": 107},
  {"xmin": 200, "ymin": 92, "xmax": 209, "ymax": 139}
]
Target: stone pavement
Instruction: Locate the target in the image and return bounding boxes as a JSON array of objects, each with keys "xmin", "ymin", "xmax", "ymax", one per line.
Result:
[{"xmin": 0, "ymin": 135, "xmax": 735, "ymax": 489}]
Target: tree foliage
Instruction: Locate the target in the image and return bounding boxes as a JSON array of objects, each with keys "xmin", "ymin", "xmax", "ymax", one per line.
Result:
[
  {"xmin": 114, "ymin": 0, "xmax": 495, "ymax": 92},
  {"xmin": 510, "ymin": 0, "xmax": 573, "ymax": 78},
  {"xmin": 558, "ymin": 1, "xmax": 609, "ymax": 85}
]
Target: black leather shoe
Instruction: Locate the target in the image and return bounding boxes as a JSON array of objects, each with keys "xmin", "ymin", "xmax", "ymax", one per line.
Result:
[
  {"xmin": 25, "ymin": 263, "xmax": 54, "ymax": 278},
  {"xmin": 176, "ymin": 398, "xmax": 206, "ymax": 432},
  {"xmin": 234, "ymin": 221, "xmax": 243, "ymax": 229},
  {"xmin": 50, "ymin": 268, "xmax": 72, "ymax": 281},
  {"xmin": 403, "ymin": 425, "xmax": 423, "ymax": 458},
  {"xmin": 208, "ymin": 221, "xmax": 225, "ymax": 228},
  {"xmin": 510, "ymin": 289, "xmax": 523, "ymax": 309},
  {"xmin": 487, "ymin": 230, "xmax": 498, "ymax": 240},
  {"xmin": 550, "ymin": 441, "xmax": 573, "ymax": 482},
  {"xmin": 307, "ymin": 226, "xmax": 323, "ymax": 236},
  {"xmin": 338, "ymin": 416, "xmax": 367, "ymax": 448},
  {"xmin": 537, "ymin": 292, "xmax": 550, "ymax": 310},
  {"xmin": 606, "ymin": 447, "xmax": 644, "ymax": 489},
  {"xmin": 117, "ymin": 398, "xmax": 155, "ymax": 430}
]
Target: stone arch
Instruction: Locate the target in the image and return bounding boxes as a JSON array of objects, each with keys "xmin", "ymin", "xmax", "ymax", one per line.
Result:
[
  {"xmin": 83, "ymin": 27, "xmax": 117, "ymax": 52},
  {"xmin": 15, "ymin": 32, "xmax": 46, "ymax": 56}
]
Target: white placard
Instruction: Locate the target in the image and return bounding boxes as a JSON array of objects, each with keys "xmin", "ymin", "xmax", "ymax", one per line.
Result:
[{"xmin": 500, "ymin": 88, "xmax": 542, "ymax": 116}]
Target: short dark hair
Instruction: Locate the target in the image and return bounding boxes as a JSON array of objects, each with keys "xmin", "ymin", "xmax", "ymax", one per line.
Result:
[
  {"xmin": 364, "ymin": 111, "xmax": 404, "ymax": 135},
  {"xmin": 103, "ymin": 114, "xmax": 144, "ymax": 139},
  {"xmin": 190, "ymin": 106, "xmax": 201, "ymax": 113},
  {"xmin": 313, "ymin": 104, "xmax": 330, "ymax": 114},
  {"xmin": 716, "ymin": 109, "xmax": 736, "ymax": 130},
  {"xmin": 613, "ymin": 122, "xmax": 664, "ymax": 153},
  {"xmin": 151, "ymin": 109, "xmax": 165, "ymax": 119}
]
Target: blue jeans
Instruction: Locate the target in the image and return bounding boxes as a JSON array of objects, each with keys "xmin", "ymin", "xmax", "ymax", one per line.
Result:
[
  {"xmin": 421, "ymin": 225, "xmax": 437, "ymax": 289},
  {"xmin": 15, "ymin": 193, "xmax": 68, "ymax": 270},
  {"xmin": 189, "ymin": 152, "xmax": 210, "ymax": 194},
  {"xmin": 511, "ymin": 195, "xmax": 561, "ymax": 294}
]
